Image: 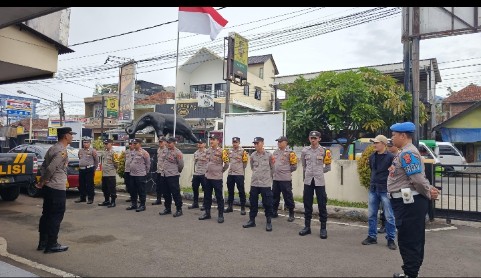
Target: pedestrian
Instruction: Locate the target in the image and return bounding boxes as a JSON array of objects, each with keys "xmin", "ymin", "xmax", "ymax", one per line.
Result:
[
  {"xmin": 299, "ymin": 130, "xmax": 332, "ymax": 239},
  {"xmin": 198, "ymin": 134, "xmax": 229, "ymax": 223},
  {"xmin": 272, "ymin": 135, "xmax": 298, "ymax": 222},
  {"xmin": 243, "ymin": 137, "xmax": 274, "ymax": 231},
  {"xmin": 153, "ymin": 136, "xmax": 167, "ymax": 206},
  {"xmin": 124, "ymin": 139, "xmax": 135, "ymax": 203},
  {"xmin": 225, "ymin": 137, "xmax": 248, "ymax": 215},
  {"xmin": 98, "ymin": 139, "xmax": 118, "ymax": 208},
  {"xmin": 126, "ymin": 138, "xmax": 151, "ymax": 212},
  {"xmin": 361, "ymin": 135, "xmax": 397, "ymax": 250},
  {"xmin": 158, "ymin": 137, "xmax": 185, "ymax": 217},
  {"xmin": 388, "ymin": 122, "xmax": 440, "ymax": 278},
  {"xmin": 75, "ymin": 136, "xmax": 99, "ymax": 204},
  {"xmin": 379, "ymin": 138, "xmax": 400, "ymax": 233},
  {"xmin": 36, "ymin": 127, "xmax": 75, "ymax": 253},
  {"xmin": 188, "ymin": 138, "xmax": 208, "ymax": 210}
]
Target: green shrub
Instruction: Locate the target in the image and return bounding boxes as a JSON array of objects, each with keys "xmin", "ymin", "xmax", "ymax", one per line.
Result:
[
  {"xmin": 357, "ymin": 144, "xmax": 375, "ymax": 190},
  {"xmin": 93, "ymin": 137, "xmax": 104, "ymax": 151},
  {"xmin": 116, "ymin": 151, "xmax": 125, "ymax": 179}
]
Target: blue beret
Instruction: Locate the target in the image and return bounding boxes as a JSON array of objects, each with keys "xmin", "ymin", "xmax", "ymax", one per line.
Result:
[{"xmin": 390, "ymin": 122, "xmax": 415, "ymax": 133}]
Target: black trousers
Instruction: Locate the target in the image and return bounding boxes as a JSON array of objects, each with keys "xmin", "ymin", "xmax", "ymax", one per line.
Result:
[
  {"xmin": 391, "ymin": 194, "xmax": 429, "ymax": 278},
  {"xmin": 303, "ymin": 179, "xmax": 328, "ymax": 223},
  {"xmin": 155, "ymin": 173, "xmax": 166, "ymax": 200},
  {"xmin": 130, "ymin": 175, "xmax": 147, "ymax": 206},
  {"xmin": 101, "ymin": 176, "xmax": 117, "ymax": 201},
  {"xmin": 79, "ymin": 167, "xmax": 95, "ymax": 200},
  {"xmin": 249, "ymin": 186, "xmax": 273, "ymax": 218},
  {"xmin": 191, "ymin": 175, "xmax": 206, "ymax": 203},
  {"xmin": 272, "ymin": 180, "xmax": 295, "ymax": 210},
  {"xmin": 163, "ymin": 175, "xmax": 183, "ymax": 210},
  {"xmin": 39, "ymin": 186, "xmax": 66, "ymax": 246},
  {"xmin": 124, "ymin": 172, "xmax": 131, "ymax": 194},
  {"xmin": 203, "ymin": 179, "xmax": 224, "ymax": 212},
  {"xmin": 226, "ymin": 175, "xmax": 246, "ymax": 205}
]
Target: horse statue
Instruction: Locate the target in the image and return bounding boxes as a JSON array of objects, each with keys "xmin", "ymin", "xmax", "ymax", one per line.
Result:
[{"xmin": 125, "ymin": 112, "xmax": 200, "ymax": 143}]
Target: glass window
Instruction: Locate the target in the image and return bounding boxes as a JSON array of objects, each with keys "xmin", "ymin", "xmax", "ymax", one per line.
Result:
[
  {"xmin": 259, "ymin": 67, "xmax": 264, "ymax": 79},
  {"xmin": 244, "ymin": 85, "xmax": 249, "ymax": 96},
  {"xmin": 439, "ymin": 145, "xmax": 460, "ymax": 156},
  {"xmin": 254, "ymin": 87, "xmax": 262, "ymax": 100},
  {"xmin": 419, "ymin": 145, "xmax": 434, "ymax": 159},
  {"xmin": 9, "ymin": 146, "xmax": 26, "ymax": 153},
  {"xmin": 214, "ymin": 83, "xmax": 226, "ymax": 97}
]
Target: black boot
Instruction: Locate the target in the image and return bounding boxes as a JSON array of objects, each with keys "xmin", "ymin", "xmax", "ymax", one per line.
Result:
[
  {"xmin": 87, "ymin": 198, "xmax": 94, "ymax": 204},
  {"xmin": 98, "ymin": 199, "xmax": 110, "ymax": 206},
  {"xmin": 125, "ymin": 198, "xmax": 131, "ymax": 202},
  {"xmin": 320, "ymin": 222, "xmax": 328, "ymax": 239},
  {"xmin": 200, "ymin": 205, "xmax": 205, "ymax": 211},
  {"xmin": 136, "ymin": 204, "xmax": 146, "ymax": 212},
  {"xmin": 74, "ymin": 197, "xmax": 86, "ymax": 203},
  {"xmin": 44, "ymin": 242, "xmax": 68, "ymax": 254},
  {"xmin": 126, "ymin": 202, "xmax": 137, "ymax": 210},
  {"xmin": 240, "ymin": 205, "xmax": 246, "ymax": 215},
  {"xmin": 188, "ymin": 202, "xmax": 199, "ymax": 209},
  {"xmin": 218, "ymin": 210, "xmax": 224, "ymax": 223},
  {"xmin": 299, "ymin": 219, "xmax": 311, "ymax": 236},
  {"xmin": 287, "ymin": 209, "xmax": 295, "ymax": 222},
  {"xmin": 266, "ymin": 217, "xmax": 272, "ymax": 232},
  {"xmin": 224, "ymin": 202, "xmax": 233, "ymax": 213},
  {"xmin": 159, "ymin": 208, "xmax": 172, "ymax": 215},
  {"xmin": 243, "ymin": 218, "xmax": 256, "ymax": 228},
  {"xmin": 173, "ymin": 209, "xmax": 183, "ymax": 217},
  {"xmin": 199, "ymin": 209, "xmax": 211, "ymax": 220},
  {"xmin": 107, "ymin": 198, "xmax": 116, "ymax": 208},
  {"xmin": 37, "ymin": 233, "xmax": 48, "ymax": 251},
  {"xmin": 272, "ymin": 207, "xmax": 279, "ymax": 218},
  {"xmin": 152, "ymin": 198, "xmax": 162, "ymax": 205}
]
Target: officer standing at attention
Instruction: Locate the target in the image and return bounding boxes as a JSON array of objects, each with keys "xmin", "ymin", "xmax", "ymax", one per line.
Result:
[
  {"xmin": 188, "ymin": 138, "xmax": 208, "ymax": 210},
  {"xmin": 388, "ymin": 122, "xmax": 439, "ymax": 278},
  {"xmin": 75, "ymin": 137, "xmax": 99, "ymax": 204},
  {"xmin": 225, "ymin": 137, "xmax": 248, "ymax": 215},
  {"xmin": 98, "ymin": 139, "xmax": 118, "ymax": 208},
  {"xmin": 36, "ymin": 127, "xmax": 75, "ymax": 253},
  {"xmin": 153, "ymin": 136, "xmax": 167, "ymax": 206},
  {"xmin": 124, "ymin": 139, "xmax": 135, "ymax": 203},
  {"xmin": 158, "ymin": 137, "xmax": 184, "ymax": 217},
  {"xmin": 243, "ymin": 137, "xmax": 274, "ymax": 231},
  {"xmin": 272, "ymin": 136, "xmax": 298, "ymax": 222},
  {"xmin": 126, "ymin": 138, "xmax": 151, "ymax": 212},
  {"xmin": 198, "ymin": 134, "xmax": 229, "ymax": 223},
  {"xmin": 299, "ymin": 130, "xmax": 332, "ymax": 239}
]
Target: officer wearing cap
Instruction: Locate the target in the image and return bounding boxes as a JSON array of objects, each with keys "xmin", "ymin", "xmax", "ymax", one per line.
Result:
[
  {"xmin": 75, "ymin": 136, "xmax": 99, "ymax": 204},
  {"xmin": 158, "ymin": 137, "xmax": 184, "ymax": 217},
  {"xmin": 98, "ymin": 139, "xmax": 118, "ymax": 208},
  {"xmin": 388, "ymin": 122, "xmax": 440, "ymax": 278},
  {"xmin": 123, "ymin": 139, "xmax": 136, "ymax": 203},
  {"xmin": 188, "ymin": 138, "xmax": 208, "ymax": 210},
  {"xmin": 242, "ymin": 137, "xmax": 275, "ymax": 231},
  {"xmin": 36, "ymin": 127, "xmax": 75, "ymax": 253},
  {"xmin": 198, "ymin": 133, "xmax": 229, "ymax": 223},
  {"xmin": 225, "ymin": 136, "xmax": 248, "ymax": 215},
  {"xmin": 299, "ymin": 130, "xmax": 332, "ymax": 239},
  {"xmin": 272, "ymin": 135, "xmax": 298, "ymax": 222},
  {"xmin": 153, "ymin": 136, "xmax": 167, "ymax": 206},
  {"xmin": 126, "ymin": 138, "xmax": 151, "ymax": 212}
]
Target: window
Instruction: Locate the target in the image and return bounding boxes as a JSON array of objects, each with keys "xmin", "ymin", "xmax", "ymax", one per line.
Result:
[
  {"xmin": 214, "ymin": 83, "xmax": 226, "ymax": 97},
  {"xmin": 190, "ymin": 84, "xmax": 212, "ymax": 94},
  {"xmin": 439, "ymin": 145, "xmax": 460, "ymax": 156},
  {"xmin": 254, "ymin": 87, "xmax": 262, "ymax": 100},
  {"xmin": 259, "ymin": 67, "xmax": 264, "ymax": 79},
  {"xmin": 243, "ymin": 85, "xmax": 249, "ymax": 96},
  {"xmin": 418, "ymin": 146, "xmax": 434, "ymax": 159}
]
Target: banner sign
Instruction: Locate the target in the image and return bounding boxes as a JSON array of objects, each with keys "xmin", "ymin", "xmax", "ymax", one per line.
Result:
[
  {"xmin": 106, "ymin": 97, "xmax": 118, "ymax": 118},
  {"xmin": 118, "ymin": 63, "xmax": 136, "ymax": 122}
]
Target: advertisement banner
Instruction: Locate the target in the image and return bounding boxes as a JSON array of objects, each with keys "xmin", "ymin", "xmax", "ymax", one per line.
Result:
[
  {"xmin": 106, "ymin": 97, "xmax": 118, "ymax": 118},
  {"xmin": 233, "ymin": 33, "xmax": 248, "ymax": 82},
  {"xmin": 197, "ymin": 93, "xmax": 214, "ymax": 108},
  {"xmin": 118, "ymin": 63, "xmax": 136, "ymax": 122},
  {"xmin": 6, "ymin": 99, "xmax": 32, "ymax": 116}
]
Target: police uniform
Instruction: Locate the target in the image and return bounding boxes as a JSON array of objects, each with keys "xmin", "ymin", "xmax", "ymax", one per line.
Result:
[
  {"xmin": 37, "ymin": 127, "xmax": 75, "ymax": 253},
  {"xmin": 225, "ymin": 137, "xmax": 248, "ymax": 215},
  {"xmin": 299, "ymin": 131, "xmax": 332, "ymax": 239},
  {"xmin": 242, "ymin": 137, "xmax": 274, "ymax": 232},
  {"xmin": 189, "ymin": 138, "xmax": 208, "ymax": 209},
  {"xmin": 388, "ymin": 122, "xmax": 436, "ymax": 278},
  {"xmin": 124, "ymin": 140, "xmax": 134, "ymax": 202},
  {"xmin": 126, "ymin": 138, "xmax": 151, "ymax": 212},
  {"xmin": 98, "ymin": 139, "xmax": 118, "ymax": 208},
  {"xmin": 76, "ymin": 137, "xmax": 99, "ymax": 204},
  {"xmin": 158, "ymin": 137, "xmax": 184, "ymax": 217},
  {"xmin": 272, "ymin": 136, "xmax": 298, "ymax": 222},
  {"xmin": 153, "ymin": 136, "xmax": 167, "ymax": 205}
]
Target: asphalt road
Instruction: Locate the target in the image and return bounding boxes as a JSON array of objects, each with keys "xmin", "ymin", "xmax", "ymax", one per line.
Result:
[{"xmin": 1, "ymin": 191, "xmax": 481, "ymax": 277}]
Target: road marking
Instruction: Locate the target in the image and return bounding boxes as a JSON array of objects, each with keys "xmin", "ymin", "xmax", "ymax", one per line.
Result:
[
  {"xmin": 426, "ymin": 226, "xmax": 457, "ymax": 232},
  {"xmin": 0, "ymin": 237, "xmax": 78, "ymax": 277}
]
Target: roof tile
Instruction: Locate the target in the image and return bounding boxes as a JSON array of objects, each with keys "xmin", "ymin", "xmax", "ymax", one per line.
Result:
[{"xmin": 443, "ymin": 84, "xmax": 481, "ymax": 103}]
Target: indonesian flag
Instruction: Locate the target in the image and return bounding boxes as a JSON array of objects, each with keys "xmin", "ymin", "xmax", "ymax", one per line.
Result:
[{"xmin": 178, "ymin": 7, "xmax": 228, "ymax": 40}]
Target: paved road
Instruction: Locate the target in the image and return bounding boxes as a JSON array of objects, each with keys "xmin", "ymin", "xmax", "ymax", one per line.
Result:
[{"xmin": 1, "ymin": 191, "xmax": 480, "ymax": 277}]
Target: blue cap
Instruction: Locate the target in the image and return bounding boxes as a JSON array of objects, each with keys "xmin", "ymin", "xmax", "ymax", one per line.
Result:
[{"xmin": 390, "ymin": 122, "xmax": 415, "ymax": 133}]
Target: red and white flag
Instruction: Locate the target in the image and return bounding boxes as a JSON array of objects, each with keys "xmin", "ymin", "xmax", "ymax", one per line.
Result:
[{"xmin": 178, "ymin": 7, "xmax": 228, "ymax": 40}]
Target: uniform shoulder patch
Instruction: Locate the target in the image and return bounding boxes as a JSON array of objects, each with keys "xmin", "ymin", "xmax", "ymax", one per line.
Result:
[
  {"xmin": 61, "ymin": 151, "xmax": 66, "ymax": 157},
  {"xmin": 400, "ymin": 151, "xmax": 422, "ymax": 176}
]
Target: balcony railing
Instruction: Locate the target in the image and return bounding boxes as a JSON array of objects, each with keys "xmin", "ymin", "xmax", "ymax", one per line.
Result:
[{"xmin": 178, "ymin": 90, "xmax": 226, "ymax": 99}]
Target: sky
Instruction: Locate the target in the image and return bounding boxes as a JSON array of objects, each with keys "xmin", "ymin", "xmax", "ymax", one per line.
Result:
[{"xmin": 2, "ymin": 7, "xmax": 481, "ymax": 117}]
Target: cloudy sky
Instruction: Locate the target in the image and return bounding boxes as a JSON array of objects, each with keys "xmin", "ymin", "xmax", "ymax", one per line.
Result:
[{"xmin": 2, "ymin": 7, "xmax": 481, "ymax": 116}]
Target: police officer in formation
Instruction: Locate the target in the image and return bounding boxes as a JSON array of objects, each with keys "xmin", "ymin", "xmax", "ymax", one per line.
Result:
[
  {"xmin": 75, "ymin": 136, "xmax": 99, "ymax": 204},
  {"xmin": 299, "ymin": 130, "xmax": 332, "ymax": 239},
  {"xmin": 158, "ymin": 137, "xmax": 185, "ymax": 217},
  {"xmin": 225, "ymin": 136, "xmax": 248, "ymax": 215},
  {"xmin": 126, "ymin": 138, "xmax": 151, "ymax": 212},
  {"xmin": 123, "ymin": 139, "xmax": 135, "ymax": 203},
  {"xmin": 36, "ymin": 127, "xmax": 75, "ymax": 253},
  {"xmin": 188, "ymin": 138, "xmax": 207, "ymax": 210},
  {"xmin": 272, "ymin": 136, "xmax": 298, "ymax": 222},
  {"xmin": 98, "ymin": 139, "xmax": 119, "ymax": 208},
  {"xmin": 153, "ymin": 136, "xmax": 167, "ymax": 206},
  {"xmin": 199, "ymin": 134, "xmax": 228, "ymax": 223},
  {"xmin": 388, "ymin": 122, "xmax": 439, "ymax": 278},
  {"xmin": 243, "ymin": 137, "xmax": 275, "ymax": 232}
]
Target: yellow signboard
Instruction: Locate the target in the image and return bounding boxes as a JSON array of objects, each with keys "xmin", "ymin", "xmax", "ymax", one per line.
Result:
[
  {"xmin": 48, "ymin": 127, "xmax": 57, "ymax": 137},
  {"xmin": 106, "ymin": 97, "xmax": 118, "ymax": 118},
  {"xmin": 233, "ymin": 33, "xmax": 248, "ymax": 81}
]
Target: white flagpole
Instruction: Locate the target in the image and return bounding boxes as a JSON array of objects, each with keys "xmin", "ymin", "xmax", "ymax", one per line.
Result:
[{"xmin": 173, "ymin": 30, "xmax": 180, "ymax": 138}]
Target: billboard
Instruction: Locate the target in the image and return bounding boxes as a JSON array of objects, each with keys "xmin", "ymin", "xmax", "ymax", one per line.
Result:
[
  {"xmin": 6, "ymin": 99, "xmax": 32, "ymax": 116},
  {"xmin": 156, "ymin": 103, "xmax": 221, "ymax": 119},
  {"xmin": 118, "ymin": 62, "xmax": 136, "ymax": 122},
  {"xmin": 233, "ymin": 33, "xmax": 248, "ymax": 82},
  {"xmin": 106, "ymin": 97, "xmax": 118, "ymax": 118}
]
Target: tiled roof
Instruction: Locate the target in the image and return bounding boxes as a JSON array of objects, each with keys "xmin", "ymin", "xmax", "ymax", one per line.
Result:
[
  {"xmin": 248, "ymin": 54, "xmax": 279, "ymax": 75},
  {"xmin": 9, "ymin": 118, "xmax": 49, "ymax": 130},
  {"xmin": 136, "ymin": 91, "xmax": 175, "ymax": 105},
  {"xmin": 443, "ymin": 84, "xmax": 481, "ymax": 103}
]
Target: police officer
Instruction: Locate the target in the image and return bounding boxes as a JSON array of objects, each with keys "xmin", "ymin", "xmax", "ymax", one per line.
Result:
[
  {"xmin": 188, "ymin": 138, "xmax": 207, "ymax": 210},
  {"xmin": 36, "ymin": 127, "xmax": 75, "ymax": 253},
  {"xmin": 98, "ymin": 139, "xmax": 118, "ymax": 208},
  {"xmin": 388, "ymin": 122, "xmax": 440, "ymax": 278},
  {"xmin": 272, "ymin": 136, "xmax": 298, "ymax": 222},
  {"xmin": 225, "ymin": 137, "xmax": 248, "ymax": 215},
  {"xmin": 75, "ymin": 136, "xmax": 99, "ymax": 204},
  {"xmin": 126, "ymin": 138, "xmax": 151, "ymax": 212},
  {"xmin": 153, "ymin": 136, "xmax": 167, "ymax": 206},
  {"xmin": 198, "ymin": 134, "xmax": 229, "ymax": 223},
  {"xmin": 242, "ymin": 137, "xmax": 274, "ymax": 232},
  {"xmin": 158, "ymin": 137, "xmax": 184, "ymax": 217},
  {"xmin": 299, "ymin": 130, "xmax": 332, "ymax": 239},
  {"xmin": 124, "ymin": 139, "xmax": 135, "ymax": 203}
]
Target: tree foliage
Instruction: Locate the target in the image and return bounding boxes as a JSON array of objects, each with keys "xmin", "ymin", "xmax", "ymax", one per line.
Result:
[{"xmin": 357, "ymin": 145, "xmax": 376, "ymax": 189}]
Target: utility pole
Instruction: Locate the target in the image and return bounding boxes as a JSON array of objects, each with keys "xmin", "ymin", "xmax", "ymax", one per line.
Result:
[
  {"xmin": 59, "ymin": 93, "xmax": 64, "ymax": 126},
  {"xmin": 412, "ymin": 7, "xmax": 420, "ymax": 147},
  {"xmin": 100, "ymin": 95, "xmax": 105, "ymax": 140}
]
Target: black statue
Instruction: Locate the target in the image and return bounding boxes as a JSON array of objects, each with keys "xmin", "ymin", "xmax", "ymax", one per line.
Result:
[{"xmin": 125, "ymin": 112, "xmax": 199, "ymax": 143}]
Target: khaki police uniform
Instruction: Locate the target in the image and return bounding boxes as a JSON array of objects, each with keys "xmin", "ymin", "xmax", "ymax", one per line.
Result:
[
  {"xmin": 154, "ymin": 146, "xmax": 167, "ymax": 205},
  {"xmin": 77, "ymin": 146, "xmax": 99, "ymax": 202},
  {"xmin": 191, "ymin": 147, "xmax": 208, "ymax": 207},
  {"xmin": 100, "ymin": 148, "xmax": 118, "ymax": 205},
  {"xmin": 124, "ymin": 148, "xmax": 132, "ymax": 196},
  {"xmin": 128, "ymin": 147, "xmax": 151, "ymax": 210},
  {"xmin": 201, "ymin": 144, "xmax": 229, "ymax": 220},
  {"xmin": 248, "ymin": 148, "xmax": 275, "ymax": 220},
  {"xmin": 160, "ymin": 147, "xmax": 184, "ymax": 214},
  {"xmin": 225, "ymin": 145, "xmax": 248, "ymax": 212},
  {"xmin": 272, "ymin": 147, "xmax": 298, "ymax": 215}
]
